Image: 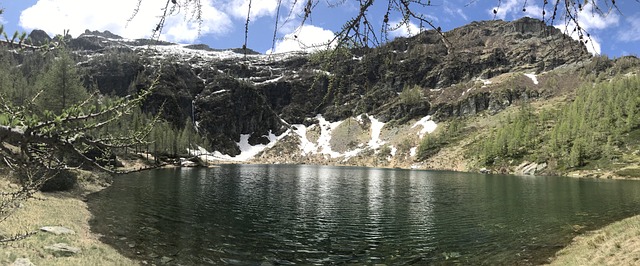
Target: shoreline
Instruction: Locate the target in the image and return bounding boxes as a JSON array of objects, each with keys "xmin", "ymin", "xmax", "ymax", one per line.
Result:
[
  {"xmin": 0, "ymin": 172, "xmax": 137, "ymax": 265},
  {"xmin": 3, "ymin": 163, "xmax": 639, "ymax": 265},
  {"xmin": 548, "ymin": 214, "xmax": 640, "ymax": 265}
]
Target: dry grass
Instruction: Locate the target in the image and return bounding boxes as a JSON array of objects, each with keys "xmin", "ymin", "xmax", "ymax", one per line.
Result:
[
  {"xmin": 549, "ymin": 215, "xmax": 640, "ymax": 266},
  {"xmin": 0, "ymin": 178, "xmax": 137, "ymax": 266}
]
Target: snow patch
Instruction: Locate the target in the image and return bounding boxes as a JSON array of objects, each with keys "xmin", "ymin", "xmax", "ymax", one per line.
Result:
[
  {"xmin": 316, "ymin": 114, "xmax": 342, "ymax": 158},
  {"xmin": 388, "ymin": 146, "xmax": 398, "ymax": 161},
  {"xmin": 410, "ymin": 147, "xmax": 418, "ymax": 157},
  {"xmin": 475, "ymin": 77, "xmax": 492, "ymax": 85},
  {"xmin": 390, "ymin": 146, "xmax": 397, "ymax": 157},
  {"xmin": 524, "ymin": 73, "xmax": 539, "ymax": 85},
  {"xmin": 412, "ymin": 116, "xmax": 437, "ymax": 138},
  {"xmin": 292, "ymin": 124, "xmax": 318, "ymax": 155},
  {"xmin": 291, "ymin": 114, "xmax": 389, "ymax": 160},
  {"xmin": 462, "ymin": 88, "xmax": 473, "ymax": 96},
  {"xmin": 313, "ymin": 69, "xmax": 333, "ymax": 76},
  {"xmin": 192, "ymin": 130, "xmax": 288, "ymax": 162},
  {"xmin": 367, "ymin": 115, "xmax": 386, "ymax": 150},
  {"xmin": 253, "ymin": 76, "xmax": 283, "ymax": 85},
  {"xmin": 342, "ymin": 148, "xmax": 364, "ymax": 161}
]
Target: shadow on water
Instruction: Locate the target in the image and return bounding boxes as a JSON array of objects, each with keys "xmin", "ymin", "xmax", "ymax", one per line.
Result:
[{"xmin": 88, "ymin": 165, "xmax": 640, "ymax": 265}]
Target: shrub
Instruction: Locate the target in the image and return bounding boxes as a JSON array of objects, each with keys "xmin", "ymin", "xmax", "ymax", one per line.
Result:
[
  {"xmin": 40, "ymin": 170, "xmax": 77, "ymax": 192},
  {"xmin": 399, "ymin": 85, "xmax": 424, "ymax": 105}
]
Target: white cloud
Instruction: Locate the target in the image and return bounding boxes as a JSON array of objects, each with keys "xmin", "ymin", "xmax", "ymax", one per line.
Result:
[
  {"xmin": 263, "ymin": 0, "xmax": 308, "ymax": 35},
  {"xmin": 489, "ymin": 0, "xmax": 543, "ymax": 20},
  {"xmin": 523, "ymin": 5, "xmax": 544, "ymax": 19},
  {"xmin": 553, "ymin": 3, "xmax": 619, "ymax": 55},
  {"xmin": 267, "ymin": 24, "xmax": 335, "ymax": 54},
  {"xmin": 618, "ymin": 15, "xmax": 640, "ymax": 42},
  {"xmin": 224, "ymin": 0, "xmax": 279, "ymax": 20},
  {"xmin": 388, "ymin": 20, "xmax": 421, "ymax": 38},
  {"xmin": 222, "ymin": 0, "xmax": 306, "ymax": 37},
  {"xmin": 19, "ymin": 0, "xmax": 231, "ymax": 43},
  {"xmin": 444, "ymin": 6, "xmax": 468, "ymax": 21}
]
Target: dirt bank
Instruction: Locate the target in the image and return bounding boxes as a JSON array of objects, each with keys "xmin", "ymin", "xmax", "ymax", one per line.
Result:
[{"xmin": 0, "ymin": 172, "xmax": 137, "ymax": 265}]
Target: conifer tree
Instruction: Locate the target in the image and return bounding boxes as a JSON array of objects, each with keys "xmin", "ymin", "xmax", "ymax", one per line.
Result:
[{"xmin": 36, "ymin": 51, "xmax": 88, "ymax": 114}]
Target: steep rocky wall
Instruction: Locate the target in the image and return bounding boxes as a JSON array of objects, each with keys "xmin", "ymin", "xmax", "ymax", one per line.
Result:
[{"xmin": 67, "ymin": 17, "xmax": 591, "ymax": 156}]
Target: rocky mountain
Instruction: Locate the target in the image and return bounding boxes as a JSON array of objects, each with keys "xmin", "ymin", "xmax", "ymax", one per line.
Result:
[{"xmin": 27, "ymin": 17, "xmax": 618, "ymax": 171}]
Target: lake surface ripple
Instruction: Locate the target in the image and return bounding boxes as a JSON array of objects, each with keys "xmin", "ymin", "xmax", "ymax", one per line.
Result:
[{"xmin": 88, "ymin": 165, "xmax": 640, "ymax": 265}]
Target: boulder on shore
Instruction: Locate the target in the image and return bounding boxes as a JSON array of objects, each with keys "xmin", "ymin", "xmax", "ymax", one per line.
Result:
[
  {"xmin": 515, "ymin": 161, "xmax": 547, "ymax": 176},
  {"xmin": 45, "ymin": 243, "xmax": 81, "ymax": 257},
  {"xmin": 11, "ymin": 258, "xmax": 35, "ymax": 266},
  {"xmin": 40, "ymin": 226, "xmax": 75, "ymax": 235}
]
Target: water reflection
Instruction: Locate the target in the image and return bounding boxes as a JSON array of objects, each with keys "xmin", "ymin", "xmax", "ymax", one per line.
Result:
[{"xmin": 89, "ymin": 165, "xmax": 640, "ymax": 265}]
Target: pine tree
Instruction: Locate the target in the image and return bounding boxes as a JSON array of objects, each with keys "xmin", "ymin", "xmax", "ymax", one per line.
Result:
[
  {"xmin": 569, "ymin": 138, "xmax": 585, "ymax": 168},
  {"xmin": 36, "ymin": 51, "xmax": 88, "ymax": 114}
]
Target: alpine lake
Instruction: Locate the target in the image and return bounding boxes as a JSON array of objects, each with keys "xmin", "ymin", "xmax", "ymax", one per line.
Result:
[{"xmin": 88, "ymin": 164, "xmax": 640, "ymax": 265}]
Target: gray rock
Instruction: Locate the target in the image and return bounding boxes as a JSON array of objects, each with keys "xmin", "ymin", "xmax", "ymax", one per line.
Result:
[
  {"xmin": 11, "ymin": 258, "xmax": 35, "ymax": 266},
  {"xmin": 479, "ymin": 167, "xmax": 490, "ymax": 174},
  {"xmin": 180, "ymin": 158, "xmax": 199, "ymax": 167},
  {"xmin": 45, "ymin": 243, "xmax": 81, "ymax": 257},
  {"xmin": 160, "ymin": 256, "xmax": 173, "ymax": 264},
  {"xmin": 515, "ymin": 161, "xmax": 547, "ymax": 176},
  {"xmin": 536, "ymin": 162, "xmax": 548, "ymax": 172},
  {"xmin": 40, "ymin": 226, "xmax": 75, "ymax": 235}
]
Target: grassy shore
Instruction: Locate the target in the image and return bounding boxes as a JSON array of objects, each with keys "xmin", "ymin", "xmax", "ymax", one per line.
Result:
[
  {"xmin": 549, "ymin": 214, "xmax": 640, "ymax": 265},
  {"xmin": 0, "ymin": 174, "xmax": 137, "ymax": 265}
]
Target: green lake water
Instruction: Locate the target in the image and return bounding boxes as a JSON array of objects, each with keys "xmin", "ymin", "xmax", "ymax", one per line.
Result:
[{"xmin": 88, "ymin": 164, "xmax": 640, "ymax": 265}]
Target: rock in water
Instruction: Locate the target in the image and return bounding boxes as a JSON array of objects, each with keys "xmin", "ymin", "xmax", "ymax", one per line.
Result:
[
  {"xmin": 45, "ymin": 243, "xmax": 81, "ymax": 257},
  {"xmin": 40, "ymin": 226, "xmax": 76, "ymax": 235}
]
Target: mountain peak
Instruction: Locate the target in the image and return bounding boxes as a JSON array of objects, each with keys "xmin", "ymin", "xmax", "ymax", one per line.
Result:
[
  {"xmin": 27, "ymin": 29, "xmax": 51, "ymax": 46},
  {"xmin": 80, "ymin": 29, "xmax": 123, "ymax": 39}
]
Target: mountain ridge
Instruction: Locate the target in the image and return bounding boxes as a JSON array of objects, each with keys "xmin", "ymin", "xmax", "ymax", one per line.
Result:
[
  {"xmin": 13, "ymin": 17, "xmax": 639, "ymax": 175},
  {"xmin": 69, "ymin": 17, "xmax": 591, "ymax": 160}
]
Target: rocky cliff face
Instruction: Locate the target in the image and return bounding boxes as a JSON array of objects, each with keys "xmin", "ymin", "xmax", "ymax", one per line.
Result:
[{"xmin": 51, "ymin": 17, "xmax": 591, "ymax": 163}]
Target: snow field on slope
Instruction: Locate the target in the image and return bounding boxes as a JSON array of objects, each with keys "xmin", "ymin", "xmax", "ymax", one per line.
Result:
[
  {"xmin": 412, "ymin": 116, "xmax": 437, "ymax": 138},
  {"xmin": 192, "ymin": 114, "xmax": 438, "ymax": 162},
  {"xmin": 524, "ymin": 73, "xmax": 539, "ymax": 85}
]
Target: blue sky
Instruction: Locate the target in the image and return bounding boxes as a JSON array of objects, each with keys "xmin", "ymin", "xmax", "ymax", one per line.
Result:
[{"xmin": 0, "ymin": 0, "xmax": 638, "ymax": 57}]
